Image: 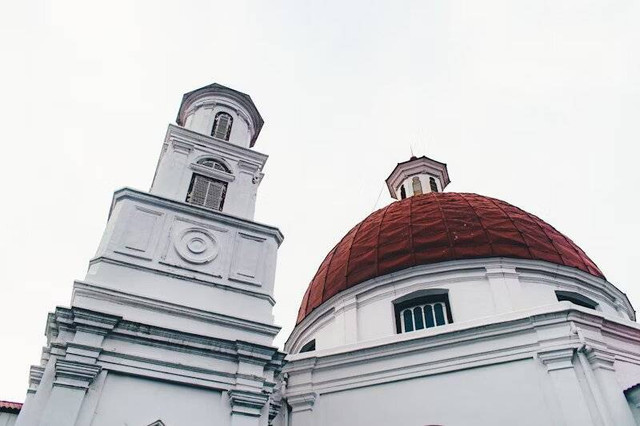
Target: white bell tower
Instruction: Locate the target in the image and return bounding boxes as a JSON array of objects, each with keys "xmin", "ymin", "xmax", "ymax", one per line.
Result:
[{"xmin": 16, "ymin": 83, "xmax": 285, "ymax": 426}]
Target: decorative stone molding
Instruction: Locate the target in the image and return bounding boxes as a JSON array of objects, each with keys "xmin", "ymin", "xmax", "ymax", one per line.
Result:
[
  {"xmin": 287, "ymin": 391, "xmax": 318, "ymax": 413},
  {"xmin": 171, "ymin": 139, "xmax": 192, "ymax": 155},
  {"xmin": 54, "ymin": 359, "xmax": 101, "ymax": 390},
  {"xmin": 582, "ymin": 346, "xmax": 616, "ymax": 371},
  {"xmin": 537, "ymin": 348, "xmax": 577, "ymax": 371},
  {"xmin": 268, "ymin": 400, "xmax": 281, "ymax": 425},
  {"xmin": 28, "ymin": 365, "xmax": 45, "ymax": 393},
  {"xmin": 189, "ymin": 162, "xmax": 236, "ymax": 183},
  {"xmin": 72, "ymin": 309, "xmax": 120, "ymax": 336},
  {"xmin": 174, "ymin": 227, "xmax": 219, "ymax": 264},
  {"xmin": 228, "ymin": 389, "xmax": 269, "ymax": 417}
]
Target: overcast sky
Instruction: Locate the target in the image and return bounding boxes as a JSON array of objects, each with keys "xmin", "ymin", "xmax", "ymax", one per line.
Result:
[{"xmin": 1, "ymin": 0, "xmax": 639, "ymax": 402}]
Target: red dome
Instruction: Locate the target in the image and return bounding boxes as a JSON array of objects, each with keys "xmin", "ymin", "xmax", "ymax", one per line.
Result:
[{"xmin": 297, "ymin": 192, "xmax": 604, "ymax": 324}]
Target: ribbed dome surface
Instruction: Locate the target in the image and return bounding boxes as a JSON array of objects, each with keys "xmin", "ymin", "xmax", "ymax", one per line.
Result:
[{"xmin": 297, "ymin": 192, "xmax": 604, "ymax": 324}]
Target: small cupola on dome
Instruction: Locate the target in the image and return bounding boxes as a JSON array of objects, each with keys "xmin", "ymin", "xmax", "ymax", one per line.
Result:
[
  {"xmin": 176, "ymin": 83, "xmax": 264, "ymax": 148},
  {"xmin": 385, "ymin": 155, "xmax": 450, "ymax": 200}
]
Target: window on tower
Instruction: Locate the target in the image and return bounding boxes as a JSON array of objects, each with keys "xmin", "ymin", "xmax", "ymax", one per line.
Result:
[
  {"xmin": 429, "ymin": 177, "xmax": 438, "ymax": 192},
  {"xmin": 197, "ymin": 157, "xmax": 230, "ymax": 173},
  {"xmin": 400, "ymin": 185, "xmax": 407, "ymax": 199},
  {"xmin": 394, "ymin": 293, "xmax": 453, "ymax": 334},
  {"xmin": 211, "ymin": 112, "xmax": 233, "ymax": 141},
  {"xmin": 412, "ymin": 176, "xmax": 423, "ymax": 195},
  {"xmin": 186, "ymin": 173, "xmax": 228, "ymax": 211}
]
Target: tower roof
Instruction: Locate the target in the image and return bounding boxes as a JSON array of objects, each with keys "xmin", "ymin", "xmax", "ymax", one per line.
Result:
[
  {"xmin": 385, "ymin": 155, "xmax": 451, "ymax": 199},
  {"xmin": 176, "ymin": 83, "xmax": 264, "ymax": 147},
  {"xmin": 296, "ymin": 192, "xmax": 604, "ymax": 324}
]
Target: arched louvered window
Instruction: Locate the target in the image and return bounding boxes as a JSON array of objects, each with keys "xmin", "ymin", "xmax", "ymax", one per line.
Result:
[
  {"xmin": 186, "ymin": 173, "xmax": 227, "ymax": 211},
  {"xmin": 395, "ymin": 294, "xmax": 453, "ymax": 334},
  {"xmin": 197, "ymin": 158, "xmax": 230, "ymax": 173},
  {"xmin": 429, "ymin": 177, "xmax": 438, "ymax": 192},
  {"xmin": 211, "ymin": 112, "xmax": 233, "ymax": 141},
  {"xmin": 412, "ymin": 177, "xmax": 423, "ymax": 195},
  {"xmin": 400, "ymin": 185, "xmax": 407, "ymax": 199}
]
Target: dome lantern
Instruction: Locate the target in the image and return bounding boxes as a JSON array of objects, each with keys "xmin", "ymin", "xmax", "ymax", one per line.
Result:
[{"xmin": 385, "ymin": 155, "xmax": 451, "ymax": 200}]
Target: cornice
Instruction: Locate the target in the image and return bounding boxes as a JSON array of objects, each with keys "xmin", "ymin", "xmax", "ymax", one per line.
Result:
[
  {"xmin": 84, "ymin": 257, "xmax": 277, "ymax": 306},
  {"xmin": 165, "ymin": 124, "xmax": 267, "ymax": 164},
  {"xmin": 285, "ymin": 306, "xmax": 640, "ymax": 396},
  {"xmin": 73, "ymin": 281, "xmax": 281, "ymax": 338}
]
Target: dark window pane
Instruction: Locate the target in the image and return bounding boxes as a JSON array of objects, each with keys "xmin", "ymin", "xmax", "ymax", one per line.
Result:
[
  {"xmin": 434, "ymin": 303, "xmax": 446, "ymax": 326},
  {"xmin": 413, "ymin": 307, "xmax": 424, "ymax": 330},
  {"xmin": 429, "ymin": 177, "xmax": 438, "ymax": 192},
  {"xmin": 403, "ymin": 309, "xmax": 414, "ymax": 332},
  {"xmin": 424, "ymin": 305, "xmax": 435, "ymax": 328}
]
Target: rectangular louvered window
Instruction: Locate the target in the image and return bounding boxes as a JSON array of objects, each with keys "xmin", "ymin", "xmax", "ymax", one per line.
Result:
[
  {"xmin": 212, "ymin": 112, "xmax": 233, "ymax": 141},
  {"xmin": 395, "ymin": 294, "xmax": 453, "ymax": 334},
  {"xmin": 186, "ymin": 173, "xmax": 227, "ymax": 211}
]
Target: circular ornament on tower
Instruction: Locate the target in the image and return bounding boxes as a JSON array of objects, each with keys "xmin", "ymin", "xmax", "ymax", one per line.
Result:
[{"xmin": 175, "ymin": 227, "xmax": 219, "ymax": 264}]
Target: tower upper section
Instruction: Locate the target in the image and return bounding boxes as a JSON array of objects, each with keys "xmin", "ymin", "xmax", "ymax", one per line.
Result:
[
  {"xmin": 176, "ymin": 83, "xmax": 264, "ymax": 148},
  {"xmin": 385, "ymin": 155, "xmax": 451, "ymax": 199},
  {"xmin": 150, "ymin": 83, "xmax": 268, "ymax": 220}
]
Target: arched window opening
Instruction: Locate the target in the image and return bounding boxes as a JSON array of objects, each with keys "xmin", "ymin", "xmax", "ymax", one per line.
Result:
[
  {"xmin": 299, "ymin": 339, "xmax": 316, "ymax": 353},
  {"xmin": 429, "ymin": 177, "xmax": 439, "ymax": 193},
  {"xmin": 412, "ymin": 176, "xmax": 423, "ymax": 195},
  {"xmin": 211, "ymin": 112, "xmax": 233, "ymax": 141},
  {"xmin": 555, "ymin": 291, "xmax": 598, "ymax": 310},
  {"xmin": 186, "ymin": 173, "xmax": 227, "ymax": 211},
  {"xmin": 394, "ymin": 293, "xmax": 452, "ymax": 334},
  {"xmin": 400, "ymin": 185, "xmax": 407, "ymax": 199},
  {"xmin": 197, "ymin": 158, "xmax": 230, "ymax": 173}
]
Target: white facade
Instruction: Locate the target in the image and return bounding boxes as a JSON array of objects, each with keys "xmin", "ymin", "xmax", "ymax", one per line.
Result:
[
  {"xmin": 281, "ymin": 258, "xmax": 640, "ymax": 426},
  {"xmin": 8, "ymin": 83, "xmax": 640, "ymax": 426},
  {"xmin": 14, "ymin": 83, "xmax": 285, "ymax": 426}
]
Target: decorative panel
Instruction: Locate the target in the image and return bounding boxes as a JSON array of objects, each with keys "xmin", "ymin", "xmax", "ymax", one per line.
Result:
[
  {"xmin": 115, "ymin": 206, "xmax": 164, "ymax": 260},
  {"xmin": 229, "ymin": 233, "xmax": 266, "ymax": 286}
]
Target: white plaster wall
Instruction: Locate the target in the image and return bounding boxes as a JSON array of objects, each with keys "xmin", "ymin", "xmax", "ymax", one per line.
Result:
[
  {"xmin": 287, "ymin": 259, "xmax": 633, "ymax": 354},
  {"xmin": 400, "ymin": 173, "xmax": 440, "ymax": 197},
  {"xmin": 79, "ymin": 373, "xmax": 227, "ymax": 426},
  {"xmin": 0, "ymin": 413, "xmax": 18, "ymax": 426},
  {"xmin": 312, "ymin": 359, "xmax": 551, "ymax": 426}
]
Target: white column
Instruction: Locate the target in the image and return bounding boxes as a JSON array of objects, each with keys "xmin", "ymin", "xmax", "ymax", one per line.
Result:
[
  {"xmin": 228, "ymin": 390, "xmax": 269, "ymax": 426},
  {"xmin": 583, "ymin": 347, "xmax": 636, "ymax": 426},
  {"xmin": 38, "ymin": 359, "xmax": 101, "ymax": 426},
  {"xmin": 537, "ymin": 348, "xmax": 597, "ymax": 425},
  {"xmin": 485, "ymin": 265, "xmax": 520, "ymax": 313},
  {"xmin": 287, "ymin": 392, "xmax": 317, "ymax": 426}
]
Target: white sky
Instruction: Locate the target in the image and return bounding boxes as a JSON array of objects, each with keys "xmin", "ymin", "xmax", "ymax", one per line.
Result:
[{"xmin": 1, "ymin": 0, "xmax": 639, "ymax": 402}]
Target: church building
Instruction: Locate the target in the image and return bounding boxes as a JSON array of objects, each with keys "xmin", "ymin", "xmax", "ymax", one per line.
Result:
[{"xmin": 5, "ymin": 83, "xmax": 640, "ymax": 426}]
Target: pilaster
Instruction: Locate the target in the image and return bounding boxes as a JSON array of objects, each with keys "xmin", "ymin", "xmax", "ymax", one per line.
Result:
[
  {"xmin": 582, "ymin": 346, "xmax": 636, "ymax": 426},
  {"xmin": 287, "ymin": 391, "xmax": 317, "ymax": 426},
  {"xmin": 537, "ymin": 347, "xmax": 596, "ymax": 425}
]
